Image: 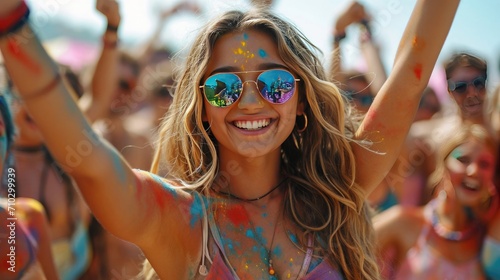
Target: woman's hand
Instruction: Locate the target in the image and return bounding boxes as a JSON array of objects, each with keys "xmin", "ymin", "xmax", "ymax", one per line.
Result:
[
  {"xmin": 96, "ymin": 0, "xmax": 121, "ymax": 27},
  {"xmin": 334, "ymin": 1, "xmax": 368, "ymax": 35}
]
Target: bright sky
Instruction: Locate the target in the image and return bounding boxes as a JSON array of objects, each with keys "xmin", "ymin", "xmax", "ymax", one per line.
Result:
[{"xmin": 29, "ymin": 0, "xmax": 500, "ymax": 88}]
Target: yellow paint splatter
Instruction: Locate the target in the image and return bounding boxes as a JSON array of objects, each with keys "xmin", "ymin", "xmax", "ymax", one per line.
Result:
[
  {"xmin": 241, "ymin": 41, "xmax": 246, "ymax": 47},
  {"xmin": 412, "ymin": 36, "xmax": 426, "ymax": 51}
]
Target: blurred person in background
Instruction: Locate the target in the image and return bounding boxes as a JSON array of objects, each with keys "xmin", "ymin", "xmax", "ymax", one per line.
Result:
[{"xmin": 374, "ymin": 124, "xmax": 497, "ymax": 280}]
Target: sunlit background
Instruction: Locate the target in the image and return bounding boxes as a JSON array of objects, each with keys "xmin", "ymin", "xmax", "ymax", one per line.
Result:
[{"xmin": 28, "ymin": 0, "xmax": 500, "ymax": 93}]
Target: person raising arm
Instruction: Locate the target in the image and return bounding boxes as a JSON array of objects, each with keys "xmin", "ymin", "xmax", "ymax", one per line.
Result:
[{"xmin": 0, "ymin": 0, "xmax": 459, "ymax": 279}]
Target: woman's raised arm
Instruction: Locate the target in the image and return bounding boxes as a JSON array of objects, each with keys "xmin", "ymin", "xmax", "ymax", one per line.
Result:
[
  {"xmin": 353, "ymin": 0, "xmax": 460, "ymax": 195},
  {"xmin": 0, "ymin": 0, "xmax": 178, "ymax": 247}
]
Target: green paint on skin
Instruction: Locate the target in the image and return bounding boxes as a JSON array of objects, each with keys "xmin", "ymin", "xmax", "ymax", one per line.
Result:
[
  {"xmin": 451, "ymin": 149, "xmax": 462, "ymax": 159},
  {"xmin": 258, "ymin": 49, "xmax": 268, "ymax": 58}
]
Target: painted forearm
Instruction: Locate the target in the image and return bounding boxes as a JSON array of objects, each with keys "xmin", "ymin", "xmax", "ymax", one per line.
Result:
[{"xmin": 353, "ymin": 0, "xmax": 459, "ymax": 195}]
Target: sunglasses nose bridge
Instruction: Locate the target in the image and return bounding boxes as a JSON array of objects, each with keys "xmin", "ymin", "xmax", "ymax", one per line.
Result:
[{"xmin": 237, "ymin": 80, "xmax": 265, "ymax": 108}]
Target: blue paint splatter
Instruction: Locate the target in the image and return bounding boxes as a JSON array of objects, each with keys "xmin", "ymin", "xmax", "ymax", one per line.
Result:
[
  {"xmin": 272, "ymin": 245, "xmax": 283, "ymax": 258},
  {"xmin": 221, "ymin": 235, "xmax": 240, "ymax": 255},
  {"xmin": 149, "ymin": 173, "xmax": 178, "ymax": 198},
  {"xmin": 254, "ymin": 226, "xmax": 267, "ymax": 244},
  {"xmin": 243, "ymin": 33, "xmax": 249, "ymax": 40},
  {"xmin": 111, "ymin": 153, "xmax": 128, "ymax": 186},
  {"xmin": 246, "ymin": 229, "xmax": 255, "ymax": 239},
  {"xmin": 258, "ymin": 49, "xmax": 268, "ymax": 58},
  {"xmin": 288, "ymin": 232, "xmax": 298, "ymax": 244},
  {"xmin": 189, "ymin": 194, "xmax": 204, "ymax": 228}
]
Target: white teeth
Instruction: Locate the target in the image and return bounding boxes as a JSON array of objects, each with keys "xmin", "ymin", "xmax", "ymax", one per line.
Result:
[
  {"xmin": 234, "ymin": 119, "xmax": 270, "ymax": 130},
  {"xmin": 463, "ymin": 182, "xmax": 478, "ymax": 190}
]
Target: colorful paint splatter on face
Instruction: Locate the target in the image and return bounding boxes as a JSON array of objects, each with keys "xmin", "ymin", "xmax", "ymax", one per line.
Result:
[
  {"xmin": 447, "ymin": 148, "xmax": 466, "ymax": 173},
  {"xmin": 451, "ymin": 149, "xmax": 462, "ymax": 160},
  {"xmin": 233, "ymin": 33, "xmax": 256, "ymax": 71},
  {"xmin": 258, "ymin": 49, "xmax": 268, "ymax": 58}
]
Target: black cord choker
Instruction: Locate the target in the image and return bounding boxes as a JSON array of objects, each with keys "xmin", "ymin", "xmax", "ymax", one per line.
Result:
[
  {"xmin": 13, "ymin": 145, "xmax": 45, "ymax": 153},
  {"xmin": 213, "ymin": 178, "xmax": 288, "ymax": 202}
]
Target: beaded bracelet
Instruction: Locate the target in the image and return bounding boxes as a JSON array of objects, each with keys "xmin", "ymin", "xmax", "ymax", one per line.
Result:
[{"xmin": 0, "ymin": 1, "xmax": 30, "ymax": 38}]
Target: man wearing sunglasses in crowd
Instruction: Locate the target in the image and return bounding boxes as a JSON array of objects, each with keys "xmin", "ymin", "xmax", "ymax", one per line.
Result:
[{"xmin": 387, "ymin": 52, "xmax": 493, "ymax": 207}]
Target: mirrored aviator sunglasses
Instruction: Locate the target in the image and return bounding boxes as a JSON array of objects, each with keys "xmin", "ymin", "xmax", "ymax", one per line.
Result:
[
  {"xmin": 448, "ymin": 76, "xmax": 486, "ymax": 94},
  {"xmin": 200, "ymin": 69, "xmax": 300, "ymax": 108}
]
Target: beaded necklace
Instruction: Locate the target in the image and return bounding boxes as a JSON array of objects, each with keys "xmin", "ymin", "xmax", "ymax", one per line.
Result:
[{"xmin": 427, "ymin": 198, "xmax": 482, "ymax": 241}]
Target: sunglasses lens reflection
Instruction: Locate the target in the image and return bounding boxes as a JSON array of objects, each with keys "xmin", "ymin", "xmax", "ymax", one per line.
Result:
[
  {"xmin": 203, "ymin": 73, "xmax": 242, "ymax": 107},
  {"xmin": 258, "ymin": 70, "xmax": 295, "ymax": 104},
  {"xmin": 203, "ymin": 70, "xmax": 296, "ymax": 108}
]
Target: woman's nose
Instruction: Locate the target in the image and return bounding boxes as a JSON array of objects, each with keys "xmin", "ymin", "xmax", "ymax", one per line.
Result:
[
  {"xmin": 466, "ymin": 161, "xmax": 479, "ymax": 176},
  {"xmin": 237, "ymin": 80, "xmax": 265, "ymax": 110}
]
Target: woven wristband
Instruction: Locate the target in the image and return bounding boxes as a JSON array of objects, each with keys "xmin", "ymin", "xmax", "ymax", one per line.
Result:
[
  {"xmin": 106, "ymin": 23, "xmax": 119, "ymax": 33},
  {"xmin": 0, "ymin": 1, "xmax": 30, "ymax": 37}
]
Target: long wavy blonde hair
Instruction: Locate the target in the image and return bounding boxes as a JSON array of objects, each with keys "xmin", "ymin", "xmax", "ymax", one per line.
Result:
[{"xmin": 144, "ymin": 8, "xmax": 379, "ymax": 280}]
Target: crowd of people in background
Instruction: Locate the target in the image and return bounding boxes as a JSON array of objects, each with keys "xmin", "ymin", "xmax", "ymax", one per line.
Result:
[{"xmin": 0, "ymin": 0, "xmax": 499, "ymax": 279}]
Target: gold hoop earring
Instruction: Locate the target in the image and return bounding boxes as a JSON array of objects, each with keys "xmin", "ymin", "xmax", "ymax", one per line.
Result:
[{"xmin": 296, "ymin": 113, "xmax": 308, "ymax": 133}]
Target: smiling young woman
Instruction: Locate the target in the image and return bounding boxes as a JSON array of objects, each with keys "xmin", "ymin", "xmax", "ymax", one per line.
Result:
[{"xmin": 0, "ymin": 0, "xmax": 461, "ymax": 279}]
